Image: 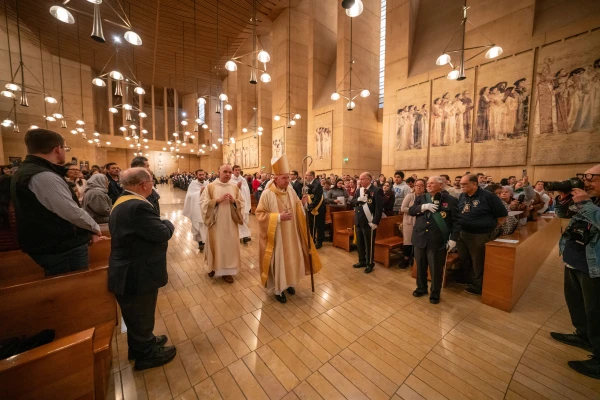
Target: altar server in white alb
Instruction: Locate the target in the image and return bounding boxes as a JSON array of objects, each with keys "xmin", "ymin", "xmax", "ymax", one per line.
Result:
[
  {"xmin": 230, "ymin": 164, "xmax": 252, "ymax": 243},
  {"xmin": 182, "ymin": 169, "xmax": 208, "ymax": 251}
]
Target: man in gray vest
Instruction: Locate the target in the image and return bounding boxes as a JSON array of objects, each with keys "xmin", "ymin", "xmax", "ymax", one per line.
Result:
[{"xmin": 11, "ymin": 129, "xmax": 101, "ymax": 276}]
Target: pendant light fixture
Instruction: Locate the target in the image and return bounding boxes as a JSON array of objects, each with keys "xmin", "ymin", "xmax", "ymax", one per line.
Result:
[
  {"xmin": 273, "ymin": 7, "xmax": 301, "ymax": 128},
  {"xmin": 436, "ymin": 1, "xmax": 502, "ymax": 81},
  {"xmin": 50, "ymin": 0, "xmax": 142, "ymax": 46},
  {"xmin": 345, "ymin": 0, "xmax": 364, "ymax": 17},
  {"xmin": 223, "ymin": 0, "xmax": 271, "ymax": 85},
  {"xmin": 331, "ymin": 15, "xmax": 370, "ymax": 111}
]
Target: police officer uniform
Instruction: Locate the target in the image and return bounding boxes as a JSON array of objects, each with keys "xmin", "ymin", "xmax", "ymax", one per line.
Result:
[
  {"xmin": 306, "ymin": 178, "xmax": 326, "ymax": 248},
  {"xmin": 350, "ymin": 183, "xmax": 383, "ymax": 273},
  {"xmin": 409, "ymin": 190, "xmax": 460, "ymax": 303}
]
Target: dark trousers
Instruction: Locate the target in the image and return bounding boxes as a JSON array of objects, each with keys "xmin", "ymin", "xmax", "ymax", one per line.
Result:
[
  {"xmin": 564, "ymin": 267, "xmax": 600, "ymax": 357},
  {"xmin": 309, "ymin": 210, "xmax": 325, "ymax": 244},
  {"xmin": 415, "ymin": 246, "xmax": 446, "ymax": 297},
  {"xmin": 356, "ymin": 223, "xmax": 376, "ymax": 266},
  {"xmin": 115, "ymin": 289, "xmax": 159, "ymax": 356},
  {"xmin": 457, "ymin": 230, "xmax": 494, "ymax": 292},
  {"xmin": 402, "ymin": 244, "xmax": 413, "ymax": 259},
  {"xmin": 29, "ymin": 243, "xmax": 89, "ymax": 276}
]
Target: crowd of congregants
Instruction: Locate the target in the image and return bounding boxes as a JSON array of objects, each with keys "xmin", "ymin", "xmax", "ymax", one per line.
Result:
[{"xmin": 0, "ymin": 128, "xmax": 598, "ymax": 379}]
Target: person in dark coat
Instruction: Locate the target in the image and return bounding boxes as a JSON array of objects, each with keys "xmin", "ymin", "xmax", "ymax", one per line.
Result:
[
  {"xmin": 105, "ymin": 162, "xmax": 123, "ymax": 203},
  {"xmin": 289, "ymin": 170, "xmax": 303, "ymax": 199},
  {"xmin": 349, "ymin": 172, "xmax": 383, "ymax": 274},
  {"xmin": 130, "ymin": 156, "xmax": 161, "ymax": 213},
  {"xmin": 302, "ymin": 170, "xmax": 326, "ymax": 249},
  {"xmin": 409, "ymin": 176, "xmax": 460, "ymax": 304},
  {"xmin": 108, "ymin": 168, "xmax": 175, "ymax": 371}
]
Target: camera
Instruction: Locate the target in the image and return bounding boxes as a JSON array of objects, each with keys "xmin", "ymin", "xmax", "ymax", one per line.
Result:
[
  {"xmin": 564, "ymin": 225, "xmax": 591, "ymax": 245},
  {"xmin": 543, "ymin": 177, "xmax": 585, "ymax": 192},
  {"xmin": 517, "ymin": 194, "xmax": 526, "ymax": 204}
]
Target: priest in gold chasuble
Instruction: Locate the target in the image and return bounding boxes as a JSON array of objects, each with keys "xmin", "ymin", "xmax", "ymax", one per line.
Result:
[
  {"xmin": 199, "ymin": 164, "xmax": 244, "ymax": 284},
  {"xmin": 256, "ymin": 154, "xmax": 322, "ymax": 303}
]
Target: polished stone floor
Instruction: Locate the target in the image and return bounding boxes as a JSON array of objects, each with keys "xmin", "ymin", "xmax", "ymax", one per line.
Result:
[{"xmin": 106, "ymin": 185, "xmax": 600, "ymax": 400}]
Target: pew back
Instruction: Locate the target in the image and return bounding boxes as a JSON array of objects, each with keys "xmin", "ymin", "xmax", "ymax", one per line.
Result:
[
  {"xmin": 0, "ymin": 328, "xmax": 96, "ymax": 400},
  {"xmin": 0, "ymin": 268, "xmax": 116, "ymax": 340}
]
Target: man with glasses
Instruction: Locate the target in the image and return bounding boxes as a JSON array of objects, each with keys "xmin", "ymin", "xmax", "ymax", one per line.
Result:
[
  {"xmin": 108, "ymin": 168, "xmax": 176, "ymax": 370},
  {"xmin": 551, "ymin": 165, "xmax": 600, "ymax": 379},
  {"xmin": 289, "ymin": 170, "xmax": 303, "ymax": 198},
  {"xmin": 11, "ymin": 129, "xmax": 102, "ymax": 276},
  {"xmin": 456, "ymin": 174, "xmax": 507, "ymax": 295}
]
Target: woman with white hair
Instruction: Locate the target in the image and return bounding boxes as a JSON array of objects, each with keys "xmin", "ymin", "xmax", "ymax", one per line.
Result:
[{"xmin": 83, "ymin": 173, "xmax": 113, "ymax": 224}]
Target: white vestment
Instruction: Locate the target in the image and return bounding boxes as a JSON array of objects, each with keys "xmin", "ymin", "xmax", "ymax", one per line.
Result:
[
  {"xmin": 182, "ymin": 179, "xmax": 208, "ymax": 243},
  {"xmin": 230, "ymin": 174, "xmax": 252, "ymax": 238}
]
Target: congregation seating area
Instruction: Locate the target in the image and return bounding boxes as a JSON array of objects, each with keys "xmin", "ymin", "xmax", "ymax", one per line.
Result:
[
  {"xmin": 0, "ymin": 227, "xmax": 116, "ymax": 399},
  {"xmin": 332, "ymin": 208, "xmax": 562, "ymax": 312}
]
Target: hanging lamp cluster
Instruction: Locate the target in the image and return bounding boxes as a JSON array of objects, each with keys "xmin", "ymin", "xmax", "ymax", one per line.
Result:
[
  {"xmin": 330, "ymin": 9, "xmax": 370, "ymax": 111},
  {"xmin": 436, "ymin": 3, "xmax": 503, "ymax": 81},
  {"xmin": 49, "ymin": 0, "xmax": 142, "ymax": 45},
  {"xmin": 224, "ymin": 0, "xmax": 271, "ymax": 84},
  {"xmin": 273, "ymin": 6, "xmax": 301, "ymax": 128}
]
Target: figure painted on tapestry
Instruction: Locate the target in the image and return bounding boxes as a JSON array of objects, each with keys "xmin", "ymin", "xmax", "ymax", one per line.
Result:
[
  {"xmin": 474, "ymin": 78, "xmax": 529, "ymax": 142},
  {"xmin": 395, "ymin": 104, "xmax": 429, "ymax": 150}
]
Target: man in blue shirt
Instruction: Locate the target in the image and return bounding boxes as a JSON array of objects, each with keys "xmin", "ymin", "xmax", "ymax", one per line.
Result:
[
  {"xmin": 551, "ymin": 165, "xmax": 600, "ymax": 379},
  {"xmin": 456, "ymin": 174, "xmax": 507, "ymax": 295}
]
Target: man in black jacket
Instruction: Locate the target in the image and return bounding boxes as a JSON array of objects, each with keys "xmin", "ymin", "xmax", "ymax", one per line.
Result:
[
  {"xmin": 349, "ymin": 172, "xmax": 383, "ymax": 274},
  {"xmin": 290, "ymin": 170, "xmax": 303, "ymax": 199},
  {"xmin": 11, "ymin": 129, "xmax": 102, "ymax": 275},
  {"xmin": 130, "ymin": 156, "xmax": 161, "ymax": 213},
  {"xmin": 302, "ymin": 170, "xmax": 326, "ymax": 249},
  {"xmin": 105, "ymin": 162, "xmax": 122, "ymax": 203},
  {"xmin": 109, "ymin": 167, "xmax": 176, "ymax": 370},
  {"xmin": 409, "ymin": 176, "xmax": 460, "ymax": 304}
]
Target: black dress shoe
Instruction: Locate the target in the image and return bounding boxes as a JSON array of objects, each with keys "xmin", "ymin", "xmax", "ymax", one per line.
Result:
[
  {"xmin": 353, "ymin": 263, "xmax": 366, "ymax": 268},
  {"xmin": 275, "ymin": 293, "xmax": 287, "ymax": 303},
  {"xmin": 568, "ymin": 356, "xmax": 600, "ymax": 379},
  {"xmin": 286, "ymin": 287, "xmax": 296, "ymax": 295},
  {"xmin": 129, "ymin": 335, "xmax": 168, "ymax": 360},
  {"xmin": 198, "ymin": 242, "xmax": 204, "ymax": 251},
  {"xmin": 315, "ymin": 243, "xmax": 323, "ymax": 249},
  {"xmin": 550, "ymin": 332, "xmax": 593, "ymax": 352},
  {"xmin": 134, "ymin": 345, "xmax": 177, "ymax": 371},
  {"xmin": 429, "ymin": 297, "xmax": 440, "ymax": 304},
  {"xmin": 412, "ymin": 289, "xmax": 428, "ymax": 297},
  {"xmin": 243, "ymin": 237, "xmax": 251, "ymax": 244},
  {"xmin": 454, "ymin": 278, "xmax": 471, "ymax": 286},
  {"xmin": 464, "ymin": 286, "xmax": 482, "ymax": 295},
  {"xmin": 364, "ymin": 265, "xmax": 374, "ymax": 274}
]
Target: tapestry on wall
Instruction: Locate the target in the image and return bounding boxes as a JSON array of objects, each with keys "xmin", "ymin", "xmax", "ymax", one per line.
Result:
[
  {"xmin": 248, "ymin": 136, "xmax": 259, "ymax": 168},
  {"xmin": 531, "ymin": 30, "xmax": 600, "ymax": 165},
  {"xmin": 313, "ymin": 111, "xmax": 333, "ymax": 170},
  {"xmin": 393, "ymin": 82, "xmax": 430, "ymax": 170},
  {"xmin": 429, "ymin": 71, "xmax": 475, "ymax": 169},
  {"xmin": 272, "ymin": 127, "xmax": 285, "ymax": 160},
  {"xmin": 235, "ymin": 141, "xmax": 243, "ymax": 167},
  {"xmin": 472, "ymin": 51, "xmax": 533, "ymax": 167}
]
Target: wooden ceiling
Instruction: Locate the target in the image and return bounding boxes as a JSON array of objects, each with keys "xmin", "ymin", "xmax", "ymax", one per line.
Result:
[{"xmin": 6, "ymin": 0, "xmax": 285, "ymax": 94}]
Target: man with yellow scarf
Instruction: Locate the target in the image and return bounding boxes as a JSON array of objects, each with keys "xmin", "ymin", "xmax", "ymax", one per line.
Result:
[{"xmin": 256, "ymin": 155, "xmax": 322, "ymax": 303}]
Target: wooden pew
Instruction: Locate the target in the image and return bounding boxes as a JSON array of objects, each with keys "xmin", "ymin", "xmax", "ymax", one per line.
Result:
[
  {"xmin": 0, "ymin": 267, "xmax": 117, "ymax": 399},
  {"xmin": 482, "ymin": 216, "xmax": 561, "ymax": 312},
  {"xmin": 373, "ymin": 215, "xmax": 403, "ymax": 268},
  {"xmin": 332, "ymin": 211, "xmax": 355, "ymax": 252},
  {"xmin": 0, "ymin": 328, "xmax": 96, "ymax": 400},
  {"xmin": 0, "ymin": 237, "xmax": 112, "ymax": 287}
]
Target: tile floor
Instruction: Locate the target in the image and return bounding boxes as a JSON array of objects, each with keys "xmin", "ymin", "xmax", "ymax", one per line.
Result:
[{"xmin": 106, "ymin": 186, "xmax": 600, "ymax": 400}]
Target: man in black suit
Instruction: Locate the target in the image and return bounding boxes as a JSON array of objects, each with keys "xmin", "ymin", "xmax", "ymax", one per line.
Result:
[
  {"xmin": 302, "ymin": 170, "xmax": 326, "ymax": 249},
  {"xmin": 108, "ymin": 168, "xmax": 176, "ymax": 370},
  {"xmin": 409, "ymin": 176, "xmax": 460, "ymax": 304},
  {"xmin": 289, "ymin": 170, "xmax": 303, "ymax": 199},
  {"xmin": 350, "ymin": 172, "xmax": 383, "ymax": 274}
]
